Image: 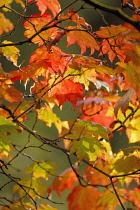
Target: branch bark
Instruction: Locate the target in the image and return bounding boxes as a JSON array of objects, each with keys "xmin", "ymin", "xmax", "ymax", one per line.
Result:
[{"xmin": 83, "ymin": 0, "xmax": 140, "ymax": 31}]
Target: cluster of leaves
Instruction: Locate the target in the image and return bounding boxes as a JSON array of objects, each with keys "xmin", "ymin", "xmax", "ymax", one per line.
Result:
[{"xmin": 0, "ymin": 0, "xmax": 140, "ymax": 209}]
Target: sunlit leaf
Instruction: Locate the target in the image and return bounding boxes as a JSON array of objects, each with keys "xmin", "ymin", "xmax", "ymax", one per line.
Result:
[
  {"xmin": 66, "ymin": 26, "xmax": 99, "ymax": 54},
  {"xmin": 96, "ymin": 25, "xmax": 135, "ymax": 62},
  {"xmin": 114, "ymin": 88, "xmax": 136, "ymax": 117},
  {"xmin": 48, "ymin": 168, "xmax": 78, "ymax": 196},
  {"xmin": 111, "ymin": 147, "xmax": 140, "ymax": 175},
  {"xmin": 23, "ymin": 13, "xmax": 58, "ymax": 45},
  {"xmin": 2, "ymin": 202, "xmax": 35, "ymax": 210},
  {"xmin": 97, "ymin": 188, "xmax": 127, "ymax": 210},
  {"xmin": 85, "ymin": 160, "xmax": 111, "ymax": 186},
  {"xmin": 24, "ymin": 161, "xmax": 57, "ymax": 179},
  {"xmin": 0, "ymin": 116, "xmax": 20, "ymax": 135},
  {"xmin": 0, "ymin": 84, "xmax": 22, "ymax": 102},
  {"xmin": 28, "ymin": 0, "xmax": 60, "ymax": 16},
  {"xmin": 53, "ymin": 79, "xmax": 84, "ymax": 107},
  {"xmin": 128, "ymin": 187, "xmax": 140, "ymax": 208},
  {"xmin": 13, "ymin": 178, "xmax": 46, "ymax": 199},
  {"xmin": 0, "ymin": 133, "xmax": 12, "ymax": 156},
  {"xmin": 0, "ymin": 41, "xmax": 20, "ymax": 66},
  {"xmin": 59, "ymin": 10, "xmax": 90, "ymax": 28},
  {"xmin": 70, "ymin": 135, "xmax": 106, "ymax": 161},
  {"xmin": 37, "ymin": 105, "xmax": 69, "ymax": 133},
  {"xmin": 39, "ymin": 204, "xmax": 58, "ymax": 210},
  {"xmin": 67, "ymin": 184, "xmax": 100, "ymax": 210}
]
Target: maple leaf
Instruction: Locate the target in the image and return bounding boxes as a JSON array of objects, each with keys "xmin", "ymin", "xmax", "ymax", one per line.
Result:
[
  {"xmin": 28, "ymin": 0, "xmax": 60, "ymax": 16},
  {"xmin": 0, "ymin": 40, "xmax": 20, "ymax": 66},
  {"xmin": 0, "ymin": 116, "xmax": 20, "ymax": 156},
  {"xmin": 39, "ymin": 204, "xmax": 58, "ymax": 210},
  {"xmin": 70, "ymin": 135, "xmax": 106, "ymax": 161},
  {"xmin": 1, "ymin": 202, "xmax": 35, "ymax": 210},
  {"xmin": 66, "ymin": 26, "xmax": 99, "ymax": 54},
  {"xmin": 58, "ymin": 10, "xmax": 90, "ymax": 28},
  {"xmin": 114, "ymin": 88, "xmax": 136, "ymax": 117},
  {"xmin": 97, "ymin": 188, "xmax": 127, "ymax": 210},
  {"xmin": 116, "ymin": 61, "xmax": 140, "ymax": 97},
  {"xmin": 67, "ymin": 184, "xmax": 100, "ymax": 210},
  {"xmin": 81, "ymin": 95, "xmax": 115, "ymax": 129},
  {"xmin": 85, "ymin": 160, "xmax": 111, "ymax": 186},
  {"xmin": 0, "ymin": 13, "xmax": 13, "ymax": 35},
  {"xmin": 48, "ymin": 168, "xmax": 78, "ymax": 196},
  {"xmin": 0, "ymin": 133, "xmax": 12, "ymax": 156},
  {"xmin": 29, "ymin": 46, "xmax": 71, "ymax": 74},
  {"xmin": 65, "ymin": 62, "xmax": 97, "ymax": 90},
  {"xmin": 13, "ymin": 177, "xmax": 47, "ymax": 199},
  {"xmin": 96, "ymin": 25, "xmax": 134, "ymax": 62},
  {"xmin": 0, "ymin": 84, "xmax": 22, "ymax": 102},
  {"xmin": 24, "ymin": 161, "xmax": 57, "ymax": 180},
  {"xmin": 23, "ymin": 13, "xmax": 58, "ymax": 46},
  {"xmin": 126, "ymin": 108, "xmax": 140, "ymax": 143},
  {"xmin": 37, "ymin": 105, "xmax": 69, "ymax": 134},
  {"xmin": 53, "ymin": 79, "xmax": 84, "ymax": 107},
  {"xmin": 111, "ymin": 147, "xmax": 140, "ymax": 175},
  {"xmin": 67, "ymin": 120, "xmax": 109, "ymax": 161},
  {"xmin": 128, "ymin": 187, "xmax": 140, "ymax": 208}
]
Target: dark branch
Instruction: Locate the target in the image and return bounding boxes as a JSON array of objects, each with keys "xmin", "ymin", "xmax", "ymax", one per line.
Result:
[{"xmin": 83, "ymin": 0, "xmax": 140, "ymax": 31}]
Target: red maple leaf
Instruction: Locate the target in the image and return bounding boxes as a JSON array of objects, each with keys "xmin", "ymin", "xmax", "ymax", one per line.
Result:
[{"xmin": 54, "ymin": 79, "xmax": 84, "ymax": 107}]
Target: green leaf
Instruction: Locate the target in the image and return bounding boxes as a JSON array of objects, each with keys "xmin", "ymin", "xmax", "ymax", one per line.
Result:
[
  {"xmin": 68, "ymin": 120, "xmax": 110, "ymax": 140},
  {"xmin": 24, "ymin": 161, "xmax": 58, "ymax": 180},
  {"xmin": 0, "ymin": 133, "xmax": 12, "ymax": 156},
  {"xmin": 70, "ymin": 135, "xmax": 106, "ymax": 161},
  {"xmin": 0, "ymin": 116, "xmax": 20, "ymax": 135},
  {"xmin": 13, "ymin": 177, "xmax": 46, "ymax": 199}
]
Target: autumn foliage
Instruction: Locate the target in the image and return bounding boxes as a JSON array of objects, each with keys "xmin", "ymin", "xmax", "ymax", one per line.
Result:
[{"xmin": 0, "ymin": 0, "xmax": 140, "ymax": 209}]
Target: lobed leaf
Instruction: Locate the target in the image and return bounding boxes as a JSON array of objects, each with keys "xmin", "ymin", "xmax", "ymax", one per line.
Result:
[
  {"xmin": 67, "ymin": 184, "xmax": 100, "ymax": 210},
  {"xmin": 0, "ymin": 41, "xmax": 20, "ymax": 66},
  {"xmin": 13, "ymin": 177, "xmax": 47, "ymax": 199},
  {"xmin": 48, "ymin": 168, "xmax": 78, "ymax": 196},
  {"xmin": 24, "ymin": 161, "xmax": 57, "ymax": 180},
  {"xmin": 28, "ymin": 0, "xmax": 60, "ymax": 16},
  {"xmin": 23, "ymin": 13, "xmax": 58, "ymax": 46}
]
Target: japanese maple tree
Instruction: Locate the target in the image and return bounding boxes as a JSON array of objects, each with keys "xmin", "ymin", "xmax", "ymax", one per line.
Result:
[{"xmin": 0, "ymin": 0, "xmax": 140, "ymax": 209}]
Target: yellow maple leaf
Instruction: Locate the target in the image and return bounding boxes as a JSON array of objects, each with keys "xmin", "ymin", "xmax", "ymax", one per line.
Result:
[
  {"xmin": 0, "ymin": 40, "xmax": 20, "ymax": 66},
  {"xmin": 0, "ymin": 13, "xmax": 13, "ymax": 35},
  {"xmin": 37, "ymin": 106, "xmax": 69, "ymax": 134}
]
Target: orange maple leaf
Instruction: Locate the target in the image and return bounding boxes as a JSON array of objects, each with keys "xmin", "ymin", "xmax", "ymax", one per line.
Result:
[
  {"xmin": 29, "ymin": 46, "xmax": 71, "ymax": 74},
  {"xmin": 28, "ymin": 0, "xmax": 60, "ymax": 16},
  {"xmin": 67, "ymin": 184, "xmax": 100, "ymax": 210},
  {"xmin": 54, "ymin": 79, "xmax": 84, "ymax": 107},
  {"xmin": 128, "ymin": 187, "xmax": 140, "ymax": 208},
  {"xmin": 0, "ymin": 84, "xmax": 22, "ymax": 102},
  {"xmin": 66, "ymin": 26, "xmax": 99, "ymax": 54},
  {"xmin": 0, "ymin": 13, "xmax": 13, "ymax": 35},
  {"xmin": 85, "ymin": 161, "xmax": 111, "ymax": 186},
  {"xmin": 23, "ymin": 13, "xmax": 58, "ymax": 45},
  {"xmin": 48, "ymin": 168, "xmax": 78, "ymax": 196},
  {"xmin": 81, "ymin": 94, "xmax": 115, "ymax": 130},
  {"xmin": 59, "ymin": 10, "xmax": 91, "ymax": 28},
  {"xmin": 96, "ymin": 25, "xmax": 135, "ymax": 62}
]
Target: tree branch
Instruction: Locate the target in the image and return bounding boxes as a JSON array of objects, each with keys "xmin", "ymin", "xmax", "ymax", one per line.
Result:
[{"xmin": 83, "ymin": 0, "xmax": 140, "ymax": 31}]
